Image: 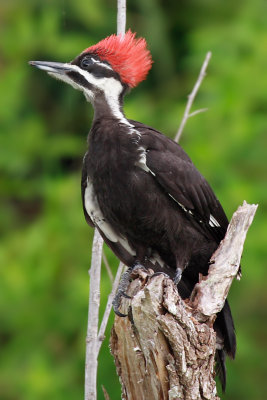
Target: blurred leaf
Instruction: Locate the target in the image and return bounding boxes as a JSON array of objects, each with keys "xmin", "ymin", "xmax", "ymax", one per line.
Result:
[{"xmin": 0, "ymin": 0, "xmax": 266, "ymax": 399}]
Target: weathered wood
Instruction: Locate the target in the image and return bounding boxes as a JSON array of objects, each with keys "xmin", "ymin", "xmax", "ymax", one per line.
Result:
[
  {"xmin": 111, "ymin": 271, "xmax": 219, "ymax": 400},
  {"xmin": 110, "ymin": 202, "xmax": 257, "ymax": 399},
  {"xmin": 191, "ymin": 201, "xmax": 258, "ymax": 321}
]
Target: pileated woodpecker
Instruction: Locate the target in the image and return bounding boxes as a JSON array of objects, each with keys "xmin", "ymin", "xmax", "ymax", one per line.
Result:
[{"xmin": 30, "ymin": 30, "xmax": 236, "ymax": 390}]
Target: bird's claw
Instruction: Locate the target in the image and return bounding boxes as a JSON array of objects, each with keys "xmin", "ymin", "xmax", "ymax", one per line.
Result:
[
  {"xmin": 112, "ymin": 262, "xmax": 147, "ymax": 317},
  {"xmin": 112, "ymin": 289, "xmax": 129, "ymax": 317},
  {"xmin": 121, "ymin": 291, "xmax": 132, "ymax": 299},
  {"xmin": 151, "ymin": 271, "xmax": 170, "ymax": 279},
  {"xmin": 112, "ymin": 266, "xmax": 135, "ymax": 317},
  {"xmin": 174, "ymin": 267, "xmax": 183, "ymax": 285},
  {"xmin": 131, "ymin": 262, "xmax": 147, "ymax": 274}
]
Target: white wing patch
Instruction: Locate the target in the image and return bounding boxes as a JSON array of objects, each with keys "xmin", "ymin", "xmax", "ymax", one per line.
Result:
[
  {"xmin": 168, "ymin": 193, "xmax": 222, "ymax": 230},
  {"xmin": 168, "ymin": 193, "xmax": 193, "ymax": 215},
  {"xmin": 85, "ymin": 180, "xmax": 170, "ymax": 270},
  {"xmin": 209, "ymin": 214, "xmax": 220, "ymax": 227},
  {"xmin": 84, "ymin": 179, "xmax": 136, "ymax": 256},
  {"xmin": 133, "ymin": 149, "xmax": 221, "ymax": 231},
  {"xmin": 149, "ymin": 252, "xmax": 165, "ymax": 269},
  {"xmin": 135, "ymin": 147, "xmax": 156, "ymax": 176},
  {"xmin": 84, "ymin": 180, "xmax": 116, "ymax": 241}
]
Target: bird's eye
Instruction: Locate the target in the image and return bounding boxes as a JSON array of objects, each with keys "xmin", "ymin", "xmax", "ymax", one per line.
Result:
[{"xmin": 80, "ymin": 57, "xmax": 93, "ymax": 69}]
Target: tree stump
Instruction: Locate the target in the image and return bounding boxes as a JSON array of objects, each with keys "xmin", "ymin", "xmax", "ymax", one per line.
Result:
[{"xmin": 110, "ymin": 202, "xmax": 257, "ymax": 400}]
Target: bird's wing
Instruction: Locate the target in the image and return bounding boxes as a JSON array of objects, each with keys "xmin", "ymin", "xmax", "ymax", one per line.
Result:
[
  {"xmin": 130, "ymin": 120, "xmax": 229, "ymax": 243},
  {"xmin": 81, "ymin": 158, "xmax": 94, "ymax": 227},
  {"xmin": 82, "ymin": 155, "xmax": 174, "ymax": 273}
]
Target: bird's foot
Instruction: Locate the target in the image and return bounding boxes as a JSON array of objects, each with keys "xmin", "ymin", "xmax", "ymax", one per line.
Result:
[
  {"xmin": 174, "ymin": 267, "xmax": 183, "ymax": 285},
  {"xmin": 112, "ymin": 262, "xmax": 146, "ymax": 317},
  {"xmin": 130, "ymin": 262, "xmax": 148, "ymax": 276},
  {"xmin": 112, "ymin": 289, "xmax": 130, "ymax": 317},
  {"xmin": 151, "ymin": 271, "xmax": 170, "ymax": 279},
  {"xmin": 112, "ymin": 267, "xmax": 133, "ymax": 317}
]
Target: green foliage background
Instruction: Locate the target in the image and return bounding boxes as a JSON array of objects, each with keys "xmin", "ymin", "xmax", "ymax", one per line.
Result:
[{"xmin": 1, "ymin": 0, "xmax": 266, "ymax": 399}]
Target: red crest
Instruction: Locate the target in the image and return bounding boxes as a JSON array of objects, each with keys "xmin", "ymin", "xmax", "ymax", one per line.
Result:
[{"xmin": 83, "ymin": 30, "xmax": 153, "ymax": 88}]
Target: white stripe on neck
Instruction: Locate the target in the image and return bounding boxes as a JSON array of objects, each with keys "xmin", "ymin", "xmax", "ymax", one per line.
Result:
[{"xmin": 54, "ymin": 64, "xmax": 139, "ymax": 133}]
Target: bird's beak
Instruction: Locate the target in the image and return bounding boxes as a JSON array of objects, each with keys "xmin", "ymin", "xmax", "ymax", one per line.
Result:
[{"xmin": 29, "ymin": 61, "xmax": 73, "ymax": 75}]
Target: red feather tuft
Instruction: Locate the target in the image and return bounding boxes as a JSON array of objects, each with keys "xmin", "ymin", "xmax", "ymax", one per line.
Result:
[{"xmin": 83, "ymin": 30, "xmax": 153, "ymax": 88}]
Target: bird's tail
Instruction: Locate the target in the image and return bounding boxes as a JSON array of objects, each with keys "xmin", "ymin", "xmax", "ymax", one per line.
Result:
[
  {"xmin": 215, "ymin": 349, "xmax": 227, "ymax": 392},
  {"xmin": 214, "ymin": 299, "xmax": 236, "ymax": 391}
]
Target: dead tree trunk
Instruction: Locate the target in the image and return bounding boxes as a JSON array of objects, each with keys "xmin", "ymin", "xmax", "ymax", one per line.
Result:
[{"xmin": 110, "ymin": 202, "xmax": 257, "ymax": 400}]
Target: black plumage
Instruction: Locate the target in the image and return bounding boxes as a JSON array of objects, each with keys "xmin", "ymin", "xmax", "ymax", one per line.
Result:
[
  {"xmin": 30, "ymin": 31, "xmax": 237, "ymax": 391},
  {"xmin": 81, "ymin": 117, "xmax": 236, "ymax": 393}
]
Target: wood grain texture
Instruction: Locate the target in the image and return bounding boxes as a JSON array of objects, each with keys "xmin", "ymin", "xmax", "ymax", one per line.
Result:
[{"xmin": 110, "ymin": 202, "xmax": 257, "ymax": 399}]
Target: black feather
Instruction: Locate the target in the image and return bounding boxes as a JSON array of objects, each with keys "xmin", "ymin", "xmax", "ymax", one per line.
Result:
[{"xmin": 82, "ymin": 116, "xmax": 236, "ymax": 391}]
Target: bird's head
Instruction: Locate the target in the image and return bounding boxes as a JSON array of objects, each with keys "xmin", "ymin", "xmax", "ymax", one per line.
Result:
[{"xmin": 29, "ymin": 30, "xmax": 152, "ymax": 104}]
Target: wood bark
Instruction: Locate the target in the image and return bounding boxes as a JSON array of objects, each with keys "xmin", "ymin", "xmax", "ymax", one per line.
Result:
[{"xmin": 110, "ymin": 202, "xmax": 257, "ymax": 400}]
